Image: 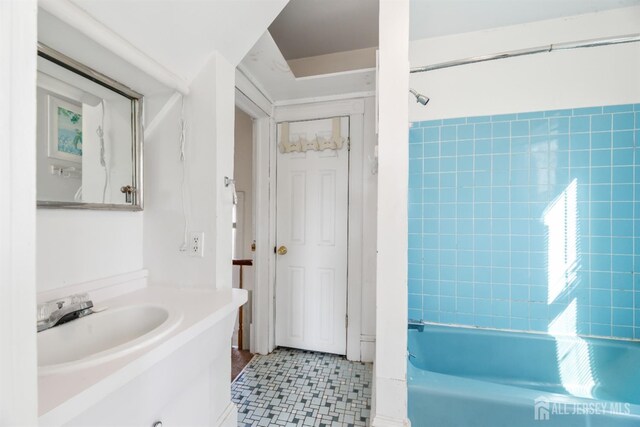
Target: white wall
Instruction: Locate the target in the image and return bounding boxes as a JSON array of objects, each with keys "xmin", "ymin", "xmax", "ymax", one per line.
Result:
[
  {"xmin": 37, "ymin": 210, "xmax": 143, "ymax": 291},
  {"xmin": 36, "ymin": 40, "xmax": 237, "ymax": 294},
  {"xmin": 35, "ymin": 2, "xmax": 242, "ymax": 293},
  {"xmin": 0, "ymin": 0, "xmax": 38, "ymax": 424},
  {"xmin": 373, "ymin": 0, "xmax": 410, "ymax": 425},
  {"xmin": 35, "ymin": 10, "xmax": 166, "ymax": 293},
  {"xmin": 409, "ymin": 6, "xmax": 640, "ymax": 122},
  {"xmin": 144, "ymin": 52, "xmax": 236, "ymax": 290}
]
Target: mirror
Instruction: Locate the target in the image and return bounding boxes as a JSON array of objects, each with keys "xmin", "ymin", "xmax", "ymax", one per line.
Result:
[{"xmin": 36, "ymin": 44, "xmax": 143, "ymax": 210}]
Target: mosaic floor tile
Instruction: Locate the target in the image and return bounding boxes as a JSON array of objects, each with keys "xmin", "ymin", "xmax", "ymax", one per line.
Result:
[{"xmin": 231, "ymin": 347, "xmax": 373, "ymax": 427}]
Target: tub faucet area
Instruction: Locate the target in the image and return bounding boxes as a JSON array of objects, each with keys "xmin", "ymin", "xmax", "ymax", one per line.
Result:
[
  {"xmin": 408, "ymin": 320, "xmax": 425, "ymax": 332},
  {"xmin": 37, "ymin": 294, "xmax": 94, "ymax": 332}
]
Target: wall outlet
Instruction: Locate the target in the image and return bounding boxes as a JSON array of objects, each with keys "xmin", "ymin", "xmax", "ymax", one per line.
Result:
[{"xmin": 189, "ymin": 232, "xmax": 204, "ymax": 257}]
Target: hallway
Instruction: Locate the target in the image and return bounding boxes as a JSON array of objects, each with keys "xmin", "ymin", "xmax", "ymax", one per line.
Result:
[{"xmin": 232, "ymin": 348, "xmax": 372, "ymax": 426}]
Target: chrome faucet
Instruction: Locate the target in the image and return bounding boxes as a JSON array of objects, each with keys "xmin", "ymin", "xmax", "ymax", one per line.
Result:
[
  {"xmin": 37, "ymin": 293, "xmax": 94, "ymax": 332},
  {"xmin": 408, "ymin": 320, "xmax": 425, "ymax": 332}
]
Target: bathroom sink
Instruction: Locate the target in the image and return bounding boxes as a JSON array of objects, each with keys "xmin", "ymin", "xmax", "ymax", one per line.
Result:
[{"xmin": 38, "ymin": 304, "xmax": 182, "ymax": 375}]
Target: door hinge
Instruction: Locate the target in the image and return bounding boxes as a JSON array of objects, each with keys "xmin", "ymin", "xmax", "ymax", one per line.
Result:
[
  {"xmin": 345, "ymin": 314, "xmax": 349, "ymax": 328},
  {"xmin": 347, "ymin": 138, "xmax": 351, "ymax": 151}
]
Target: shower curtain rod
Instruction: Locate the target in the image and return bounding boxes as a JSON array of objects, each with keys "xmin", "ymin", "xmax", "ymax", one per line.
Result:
[{"xmin": 410, "ymin": 33, "xmax": 640, "ymax": 74}]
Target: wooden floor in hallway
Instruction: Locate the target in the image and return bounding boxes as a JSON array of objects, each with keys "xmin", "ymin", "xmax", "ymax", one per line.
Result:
[{"xmin": 232, "ymin": 347, "xmax": 254, "ymax": 381}]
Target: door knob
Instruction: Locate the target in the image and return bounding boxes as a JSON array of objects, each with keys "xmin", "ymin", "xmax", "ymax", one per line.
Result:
[{"xmin": 277, "ymin": 245, "xmax": 288, "ymax": 255}]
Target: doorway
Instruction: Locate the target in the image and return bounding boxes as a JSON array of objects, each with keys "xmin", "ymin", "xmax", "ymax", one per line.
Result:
[
  {"xmin": 274, "ymin": 117, "xmax": 350, "ymax": 355},
  {"xmin": 232, "ymin": 106, "xmax": 255, "ymax": 376},
  {"xmin": 237, "ymin": 94, "xmax": 372, "ymax": 361}
]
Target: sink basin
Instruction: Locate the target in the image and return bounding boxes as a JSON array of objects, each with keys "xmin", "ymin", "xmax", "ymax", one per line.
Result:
[{"xmin": 38, "ymin": 304, "xmax": 182, "ymax": 375}]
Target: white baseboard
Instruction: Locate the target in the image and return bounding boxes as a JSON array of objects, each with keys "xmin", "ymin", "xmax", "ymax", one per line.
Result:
[
  {"xmin": 360, "ymin": 334, "xmax": 375, "ymax": 362},
  {"xmin": 373, "ymin": 376, "xmax": 410, "ymax": 427},
  {"xmin": 371, "ymin": 415, "xmax": 411, "ymax": 427},
  {"xmin": 215, "ymin": 401, "xmax": 238, "ymax": 427}
]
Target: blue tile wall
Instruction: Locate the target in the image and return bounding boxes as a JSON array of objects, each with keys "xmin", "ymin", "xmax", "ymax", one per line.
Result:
[{"xmin": 408, "ymin": 103, "xmax": 640, "ymax": 340}]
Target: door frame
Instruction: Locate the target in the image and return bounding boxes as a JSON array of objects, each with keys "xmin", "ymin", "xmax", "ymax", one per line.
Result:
[
  {"xmin": 236, "ymin": 77, "xmax": 368, "ymax": 360},
  {"xmin": 234, "ymin": 84, "xmax": 271, "ymax": 355},
  {"xmin": 270, "ymin": 99, "xmax": 366, "ymax": 361}
]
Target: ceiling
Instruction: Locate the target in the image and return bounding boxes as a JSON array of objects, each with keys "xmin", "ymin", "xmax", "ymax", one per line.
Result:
[
  {"xmin": 239, "ymin": 32, "xmax": 375, "ymax": 102},
  {"xmin": 70, "ymin": 0, "xmax": 288, "ymax": 83},
  {"xmin": 267, "ymin": 0, "xmax": 640, "ymax": 62},
  {"xmin": 268, "ymin": 0, "xmax": 379, "ymax": 60},
  {"xmin": 58, "ymin": 0, "xmax": 639, "ymax": 102},
  {"xmin": 410, "ymin": 0, "xmax": 640, "ymax": 40}
]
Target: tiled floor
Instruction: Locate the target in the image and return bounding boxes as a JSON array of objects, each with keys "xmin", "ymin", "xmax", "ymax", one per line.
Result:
[{"xmin": 231, "ymin": 347, "xmax": 372, "ymax": 427}]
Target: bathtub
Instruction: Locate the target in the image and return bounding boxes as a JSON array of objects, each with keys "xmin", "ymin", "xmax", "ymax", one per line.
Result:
[{"xmin": 407, "ymin": 324, "xmax": 640, "ymax": 427}]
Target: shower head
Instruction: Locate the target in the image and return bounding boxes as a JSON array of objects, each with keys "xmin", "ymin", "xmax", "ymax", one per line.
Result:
[{"xmin": 409, "ymin": 88, "xmax": 430, "ymax": 106}]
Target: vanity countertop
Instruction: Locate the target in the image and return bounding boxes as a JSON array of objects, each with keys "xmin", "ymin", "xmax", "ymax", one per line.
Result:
[{"xmin": 38, "ymin": 285, "xmax": 247, "ymax": 425}]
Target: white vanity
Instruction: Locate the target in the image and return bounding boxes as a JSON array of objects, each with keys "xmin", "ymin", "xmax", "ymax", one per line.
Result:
[{"xmin": 37, "ymin": 271, "xmax": 246, "ymax": 427}]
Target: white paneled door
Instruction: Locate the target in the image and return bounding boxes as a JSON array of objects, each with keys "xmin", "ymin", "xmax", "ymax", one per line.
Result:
[{"xmin": 275, "ymin": 117, "xmax": 349, "ymax": 355}]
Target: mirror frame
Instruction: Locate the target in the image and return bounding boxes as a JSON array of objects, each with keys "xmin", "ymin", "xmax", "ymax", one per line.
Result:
[{"xmin": 36, "ymin": 43, "xmax": 144, "ymax": 211}]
